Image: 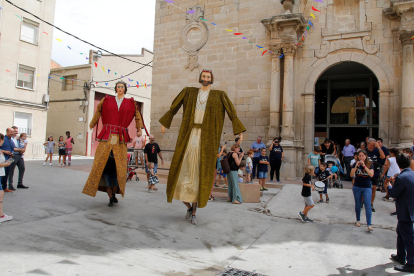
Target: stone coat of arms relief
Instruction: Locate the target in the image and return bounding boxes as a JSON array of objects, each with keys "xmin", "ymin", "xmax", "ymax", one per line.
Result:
[
  {"xmin": 180, "ymin": 5, "xmax": 209, "ymax": 71},
  {"xmin": 315, "ymin": 0, "xmax": 378, "ymax": 58}
]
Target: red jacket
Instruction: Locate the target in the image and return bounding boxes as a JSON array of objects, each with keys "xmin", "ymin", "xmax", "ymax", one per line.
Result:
[{"xmin": 97, "ymin": 96, "xmax": 136, "ymax": 143}]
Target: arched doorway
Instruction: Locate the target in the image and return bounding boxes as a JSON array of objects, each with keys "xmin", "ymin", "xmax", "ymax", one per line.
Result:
[{"xmin": 314, "ymin": 62, "xmax": 379, "ymax": 147}]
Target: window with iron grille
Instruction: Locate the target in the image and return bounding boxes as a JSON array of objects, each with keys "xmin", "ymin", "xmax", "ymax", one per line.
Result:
[
  {"xmin": 20, "ymin": 18, "xmax": 39, "ymax": 45},
  {"xmin": 17, "ymin": 64, "xmax": 35, "ymax": 90},
  {"xmin": 63, "ymin": 75, "xmax": 78, "ymax": 91}
]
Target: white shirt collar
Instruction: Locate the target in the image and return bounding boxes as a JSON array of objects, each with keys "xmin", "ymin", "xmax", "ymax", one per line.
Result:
[{"xmin": 115, "ymin": 96, "xmax": 125, "ymax": 110}]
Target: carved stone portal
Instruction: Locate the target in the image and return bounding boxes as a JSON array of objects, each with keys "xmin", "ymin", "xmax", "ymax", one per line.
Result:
[{"xmin": 180, "ymin": 5, "xmax": 209, "ymax": 71}]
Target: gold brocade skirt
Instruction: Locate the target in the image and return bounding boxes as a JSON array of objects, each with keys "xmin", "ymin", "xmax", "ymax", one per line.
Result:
[
  {"xmin": 82, "ymin": 134, "xmax": 128, "ymax": 197},
  {"xmin": 173, "ymin": 110, "xmax": 204, "ymax": 203}
]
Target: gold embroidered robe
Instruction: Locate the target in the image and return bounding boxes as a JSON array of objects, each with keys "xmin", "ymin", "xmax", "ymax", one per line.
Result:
[{"xmin": 159, "ymin": 87, "xmax": 246, "ymax": 208}]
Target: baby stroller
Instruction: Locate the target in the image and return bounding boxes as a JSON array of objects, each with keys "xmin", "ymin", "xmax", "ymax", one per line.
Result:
[
  {"xmin": 325, "ymin": 154, "xmax": 344, "ymax": 189},
  {"xmin": 126, "ymin": 153, "xmax": 139, "ymax": 182}
]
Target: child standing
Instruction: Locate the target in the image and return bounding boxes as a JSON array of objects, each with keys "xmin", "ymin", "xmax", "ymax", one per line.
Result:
[
  {"xmin": 299, "ymin": 165, "xmax": 315, "ymax": 223},
  {"xmin": 58, "ymin": 136, "xmax": 66, "ymax": 166},
  {"xmin": 258, "ymin": 148, "xmax": 270, "ymax": 191},
  {"xmin": 316, "ymin": 162, "xmax": 332, "ymax": 203},
  {"xmin": 43, "ymin": 136, "xmax": 55, "ymax": 166},
  {"xmin": 308, "ymin": 146, "xmax": 321, "ymax": 175},
  {"xmin": 238, "ymin": 162, "xmax": 246, "ymax": 183},
  {"xmin": 218, "ymin": 150, "xmax": 229, "ymax": 188},
  {"xmin": 65, "ymin": 131, "xmax": 75, "ymax": 166},
  {"xmin": 147, "ymin": 162, "xmax": 159, "ymax": 193},
  {"xmin": 245, "ymin": 150, "xmax": 253, "ymax": 183}
]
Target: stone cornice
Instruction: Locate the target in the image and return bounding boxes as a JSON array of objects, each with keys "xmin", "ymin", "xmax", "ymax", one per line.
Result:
[{"xmin": 383, "ymin": 0, "xmax": 414, "ymax": 19}]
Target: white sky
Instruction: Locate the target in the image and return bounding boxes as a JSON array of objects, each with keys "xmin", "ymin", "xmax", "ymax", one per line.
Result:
[{"xmin": 51, "ymin": 0, "xmax": 156, "ymax": 67}]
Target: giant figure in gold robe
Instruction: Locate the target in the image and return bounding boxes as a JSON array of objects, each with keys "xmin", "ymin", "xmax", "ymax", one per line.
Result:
[{"xmin": 159, "ymin": 70, "xmax": 245, "ymax": 224}]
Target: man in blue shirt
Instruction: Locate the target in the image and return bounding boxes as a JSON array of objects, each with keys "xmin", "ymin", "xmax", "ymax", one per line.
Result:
[
  {"xmin": 367, "ymin": 139, "xmax": 385, "ymax": 212},
  {"xmin": 0, "ymin": 128, "xmax": 15, "ymax": 192},
  {"xmin": 250, "ymin": 136, "xmax": 266, "ymax": 180},
  {"xmin": 342, "ymin": 139, "xmax": 356, "ymax": 181}
]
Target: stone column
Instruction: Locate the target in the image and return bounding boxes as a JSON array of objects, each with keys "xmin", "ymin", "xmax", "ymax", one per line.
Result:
[
  {"xmin": 399, "ymin": 31, "xmax": 414, "ymax": 147},
  {"xmin": 268, "ymin": 48, "xmax": 282, "ymax": 140},
  {"xmin": 378, "ymin": 89, "xmax": 391, "ymax": 147},
  {"xmin": 280, "ymin": 44, "xmax": 296, "ymax": 146}
]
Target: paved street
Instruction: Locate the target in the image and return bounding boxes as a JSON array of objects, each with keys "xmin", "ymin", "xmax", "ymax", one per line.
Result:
[{"xmin": 0, "ymin": 159, "xmax": 405, "ymax": 276}]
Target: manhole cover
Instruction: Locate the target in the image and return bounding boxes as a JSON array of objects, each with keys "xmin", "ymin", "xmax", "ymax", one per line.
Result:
[{"xmin": 216, "ymin": 267, "xmax": 267, "ymax": 276}]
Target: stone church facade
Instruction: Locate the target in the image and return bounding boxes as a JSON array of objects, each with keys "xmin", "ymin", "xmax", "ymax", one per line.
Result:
[{"xmin": 151, "ymin": 0, "xmax": 414, "ymax": 179}]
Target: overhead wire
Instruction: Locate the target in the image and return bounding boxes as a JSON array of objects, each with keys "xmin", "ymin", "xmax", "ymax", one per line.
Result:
[{"xmin": 5, "ymin": 0, "xmax": 153, "ymax": 67}]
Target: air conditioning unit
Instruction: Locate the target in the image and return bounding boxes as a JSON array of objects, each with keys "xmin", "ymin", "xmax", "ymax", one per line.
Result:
[{"xmin": 42, "ymin": 94, "xmax": 49, "ymax": 104}]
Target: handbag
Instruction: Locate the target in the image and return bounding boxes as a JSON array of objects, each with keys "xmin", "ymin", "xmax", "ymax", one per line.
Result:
[{"xmin": 220, "ymin": 152, "xmax": 235, "ymax": 174}]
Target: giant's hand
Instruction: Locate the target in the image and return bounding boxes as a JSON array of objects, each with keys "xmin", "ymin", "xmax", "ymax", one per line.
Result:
[
  {"xmin": 239, "ymin": 133, "xmax": 243, "ymax": 141},
  {"xmin": 161, "ymin": 125, "xmax": 165, "ymax": 134}
]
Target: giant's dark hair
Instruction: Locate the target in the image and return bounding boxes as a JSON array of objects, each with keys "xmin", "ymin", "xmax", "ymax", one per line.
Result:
[{"xmin": 114, "ymin": 81, "xmax": 128, "ymax": 94}]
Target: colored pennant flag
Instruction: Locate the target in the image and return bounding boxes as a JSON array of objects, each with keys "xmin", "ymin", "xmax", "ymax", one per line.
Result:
[
  {"xmin": 60, "ymin": 77, "xmax": 64, "ymax": 80},
  {"xmin": 313, "ymin": 0, "xmax": 324, "ymax": 2},
  {"xmin": 102, "ymin": 66, "xmax": 105, "ymax": 72},
  {"xmin": 80, "ymin": 53, "xmax": 83, "ymax": 55},
  {"xmin": 307, "ymin": 26, "xmax": 310, "ymax": 30},
  {"xmin": 248, "ymin": 41, "xmax": 253, "ymax": 44},
  {"xmin": 211, "ymin": 23, "xmax": 217, "ymax": 26},
  {"xmin": 94, "ymin": 62, "xmax": 97, "ymax": 67},
  {"xmin": 256, "ymin": 45, "xmax": 264, "ymax": 49},
  {"xmin": 127, "ymin": 84, "xmax": 130, "ymax": 87},
  {"xmin": 187, "ymin": 10, "xmax": 195, "ymax": 14},
  {"xmin": 6, "ymin": 70, "xmax": 10, "ymax": 72},
  {"xmin": 43, "ymin": 31, "xmax": 48, "ymax": 35},
  {"xmin": 201, "ymin": 18, "xmax": 208, "ymax": 21},
  {"xmin": 225, "ymin": 29, "xmax": 233, "ymax": 32},
  {"xmin": 115, "ymin": 73, "xmax": 117, "ymax": 75},
  {"xmin": 308, "ymin": 20, "xmax": 315, "ymax": 29},
  {"xmin": 14, "ymin": 14, "xmax": 20, "ymax": 19},
  {"xmin": 105, "ymin": 83, "xmax": 108, "ymax": 86},
  {"xmin": 136, "ymin": 81, "xmax": 139, "ymax": 85},
  {"xmin": 302, "ymin": 35, "xmax": 304, "ymax": 41},
  {"xmin": 96, "ymin": 82, "xmax": 98, "ymax": 85},
  {"xmin": 262, "ymin": 50, "xmax": 268, "ymax": 56},
  {"xmin": 145, "ymin": 84, "xmax": 147, "ymax": 88},
  {"xmin": 86, "ymin": 57, "xmax": 89, "ymax": 60},
  {"xmin": 136, "ymin": 85, "xmax": 139, "ymax": 88},
  {"xmin": 242, "ymin": 37, "xmax": 247, "ymax": 39},
  {"xmin": 56, "ymin": 39, "xmax": 62, "ymax": 42},
  {"xmin": 131, "ymin": 79, "xmax": 134, "ymax": 81},
  {"xmin": 108, "ymin": 69, "xmax": 110, "ymax": 74},
  {"xmin": 312, "ymin": 6, "xmax": 321, "ymax": 12},
  {"xmin": 234, "ymin": 33, "xmax": 243, "ymax": 35},
  {"xmin": 48, "ymin": 76, "xmax": 52, "ymax": 79},
  {"xmin": 67, "ymin": 46, "xmax": 71, "ymax": 50},
  {"xmin": 278, "ymin": 54, "xmax": 284, "ymax": 58},
  {"xmin": 128, "ymin": 78, "xmax": 131, "ymax": 82},
  {"xmin": 37, "ymin": 74, "xmax": 40, "ymax": 76},
  {"xmin": 310, "ymin": 13, "xmax": 315, "ymax": 19},
  {"xmin": 411, "ymin": 35, "xmax": 414, "ymax": 39},
  {"xmin": 164, "ymin": 0, "xmax": 174, "ymax": 3},
  {"xmin": 305, "ymin": 30, "xmax": 307, "ymax": 38},
  {"xmin": 121, "ymin": 75, "xmax": 124, "ymax": 78}
]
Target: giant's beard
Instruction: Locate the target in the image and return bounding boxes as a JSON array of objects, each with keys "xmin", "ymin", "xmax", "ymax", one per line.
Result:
[{"xmin": 200, "ymin": 80, "xmax": 211, "ymax": 86}]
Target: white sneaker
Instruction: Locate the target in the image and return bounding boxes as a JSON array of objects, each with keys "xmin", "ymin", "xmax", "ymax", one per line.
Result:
[
  {"xmin": 49, "ymin": 163, "xmax": 52, "ymax": 166},
  {"xmin": 0, "ymin": 214, "xmax": 13, "ymax": 223},
  {"xmin": 43, "ymin": 162, "xmax": 46, "ymax": 166}
]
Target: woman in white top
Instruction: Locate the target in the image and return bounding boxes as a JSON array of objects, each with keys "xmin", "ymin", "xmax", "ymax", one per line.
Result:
[
  {"xmin": 382, "ymin": 148, "xmax": 400, "ymax": 201},
  {"xmin": 0, "ymin": 133, "xmax": 13, "ymax": 224}
]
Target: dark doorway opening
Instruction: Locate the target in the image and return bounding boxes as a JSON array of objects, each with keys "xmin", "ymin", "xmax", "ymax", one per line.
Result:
[{"xmin": 314, "ymin": 62, "xmax": 379, "ymax": 149}]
